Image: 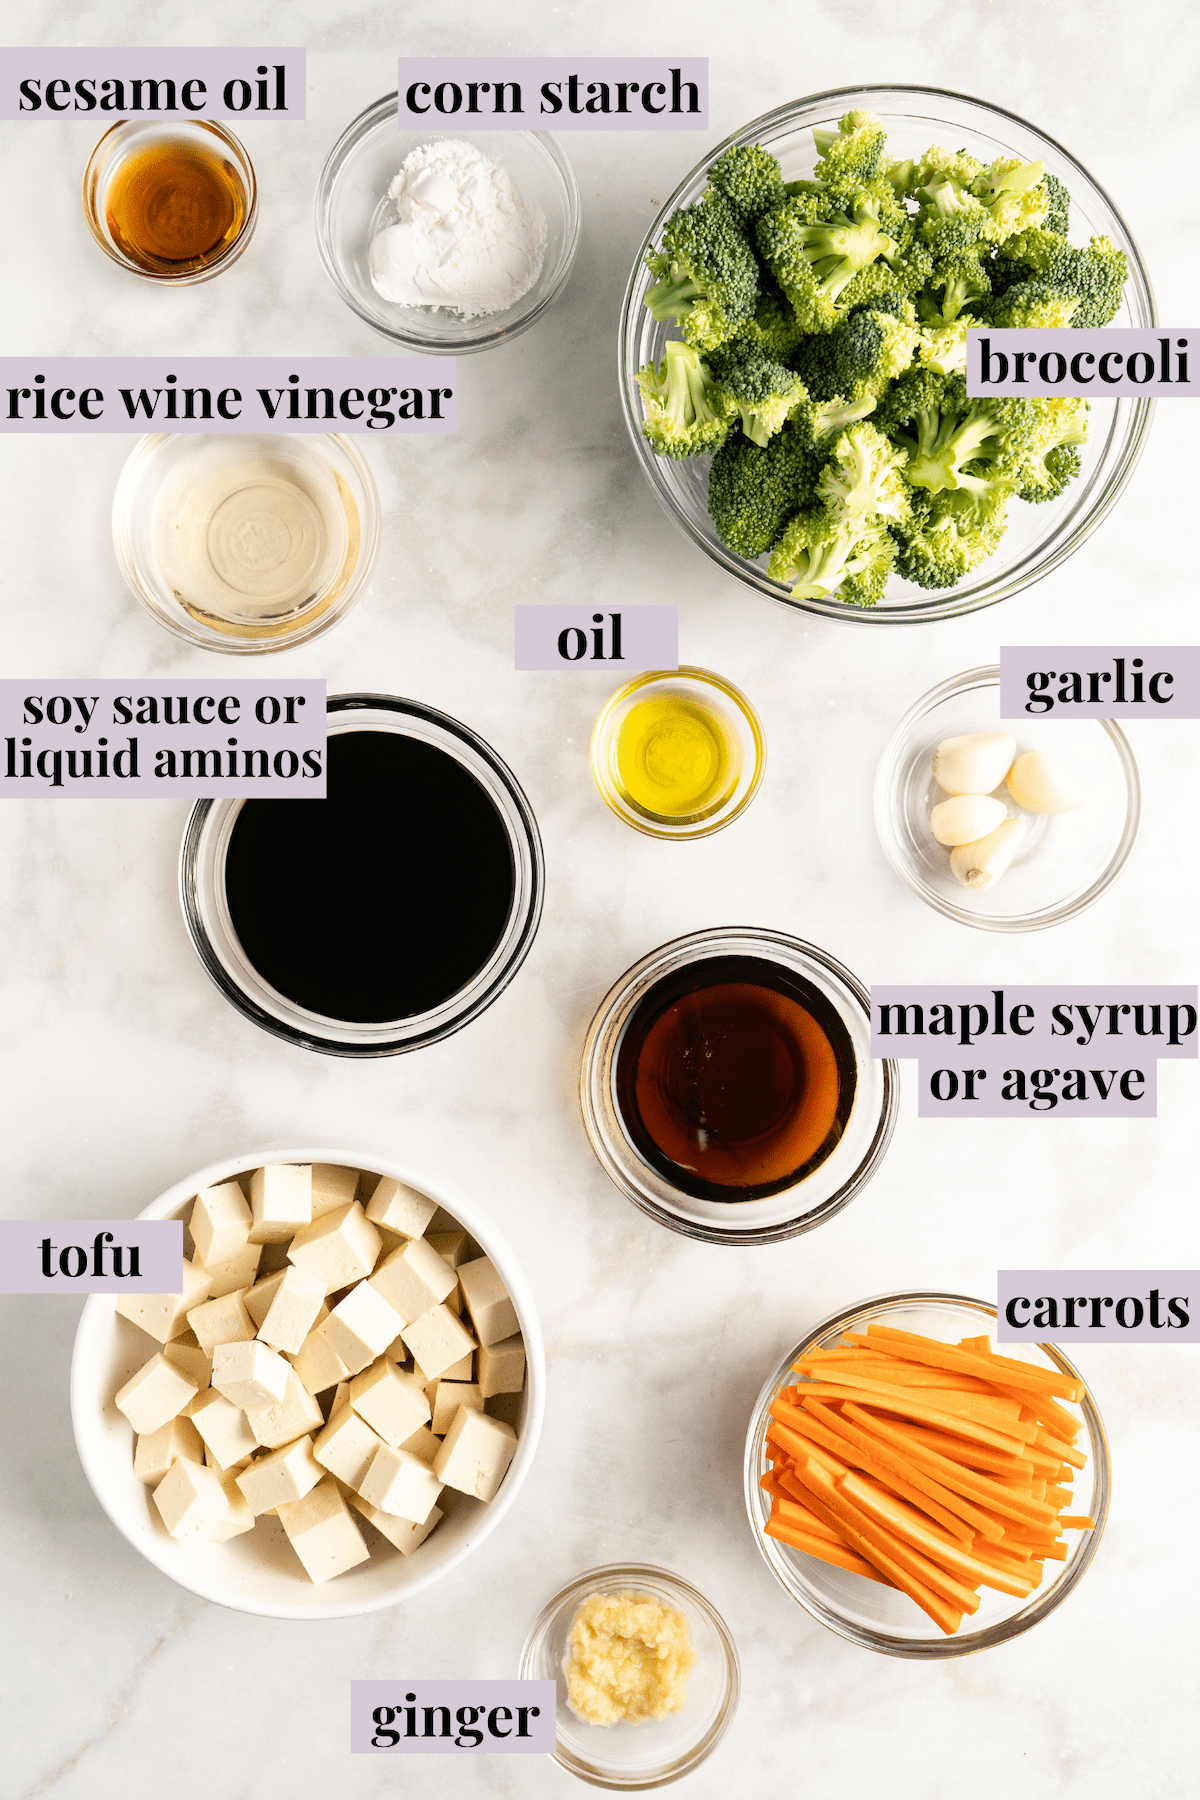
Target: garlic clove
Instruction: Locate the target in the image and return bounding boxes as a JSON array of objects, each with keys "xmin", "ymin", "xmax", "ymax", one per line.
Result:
[
  {"xmin": 929, "ymin": 794, "xmax": 1009, "ymax": 846},
  {"xmin": 932, "ymin": 732, "xmax": 1016, "ymax": 796},
  {"xmin": 950, "ymin": 817, "xmax": 1027, "ymax": 891},
  {"xmin": 1007, "ymin": 750, "xmax": 1082, "ymax": 815}
]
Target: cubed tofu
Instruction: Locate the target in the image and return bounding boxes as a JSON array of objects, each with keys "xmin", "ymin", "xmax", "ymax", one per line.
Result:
[
  {"xmin": 256, "ymin": 1266, "xmax": 326, "ymax": 1355},
  {"xmin": 485, "ymin": 1390, "xmax": 524, "ymax": 1433},
  {"xmin": 186, "ymin": 1288, "xmax": 255, "ymax": 1355},
  {"xmin": 162, "ymin": 1337, "xmax": 212, "ymax": 1391},
  {"xmin": 133, "ymin": 1414, "xmax": 205, "ymax": 1485},
  {"xmin": 249, "ymin": 1163, "xmax": 313, "ymax": 1244},
  {"xmin": 312, "ymin": 1406, "xmax": 388, "ymax": 1490},
  {"xmin": 188, "ymin": 1390, "xmax": 260, "ymax": 1470},
  {"xmin": 278, "ymin": 1476, "xmax": 370, "ymax": 1582},
  {"xmin": 401, "ymin": 1305, "xmax": 476, "ymax": 1380},
  {"xmin": 399, "ymin": 1424, "xmax": 441, "ymax": 1463},
  {"xmin": 349, "ymin": 1491, "xmax": 443, "ymax": 1555},
  {"xmin": 292, "ymin": 1326, "xmax": 350, "ymax": 1396},
  {"xmin": 310, "ymin": 1164, "xmax": 360, "ymax": 1219},
  {"xmin": 201, "ymin": 1241, "xmax": 263, "ymax": 1299},
  {"xmin": 318, "ymin": 1283, "xmax": 404, "ymax": 1376},
  {"xmin": 362, "ymin": 1176, "xmax": 437, "ymax": 1239},
  {"xmin": 369, "ymin": 1239, "xmax": 457, "ymax": 1326},
  {"xmin": 477, "ymin": 1333, "xmax": 526, "ymax": 1400},
  {"xmin": 211, "ymin": 1339, "xmax": 291, "ymax": 1409},
  {"xmin": 114, "ymin": 1352, "xmax": 200, "ymax": 1436},
  {"xmin": 357, "ymin": 1445, "xmax": 443, "ymax": 1523},
  {"xmin": 188, "ymin": 1181, "xmax": 253, "ymax": 1268},
  {"xmin": 430, "ymin": 1380, "xmax": 484, "ymax": 1436},
  {"xmin": 287, "ymin": 1202, "xmax": 381, "ymax": 1294},
  {"xmin": 427, "ymin": 1229, "xmax": 469, "ymax": 1268},
  {"xmin": 152, "ymin": 1456, "xmax": 230, "ymax": 1542},
  {"xmin": 244, "ymin": 1270, "xmax": 287, "ymax": 1330},
  {"xmin": 243, "ymin": 1369, "xmax": 324, "ymax": 1450},
  {"xmin": 236, "ymin": 1435, "xmax": 323, "ymax": 1514},
  {"xmin": 208, "ymin": 1475, "xmax": 257, "ymax": 1542},
  {"xmin": 346, "ymin": 1358, "xmax": 430, "ymax": 1449},
  {"xmin": 433, "ymin": 1408, "xmax": 518, "ymax": 1502},
  {"xmin": 115, "ymin": 1258, "xmax": 212, "ymax": 1344},
  {"xmin": 457, "ymin": 1258, "xmax": 519, "ymax": 1348}
]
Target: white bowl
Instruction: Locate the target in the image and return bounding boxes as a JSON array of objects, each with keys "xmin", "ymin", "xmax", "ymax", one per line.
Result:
[{"xmin": 70, "ymin": 1142, "xmax": 545, "ymax": 1620}]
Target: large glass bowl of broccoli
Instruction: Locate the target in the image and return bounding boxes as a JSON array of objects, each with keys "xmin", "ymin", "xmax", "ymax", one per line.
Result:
[{"xmin": 619, "ymin": 87, "xmax": 1155, "ymax": 624}]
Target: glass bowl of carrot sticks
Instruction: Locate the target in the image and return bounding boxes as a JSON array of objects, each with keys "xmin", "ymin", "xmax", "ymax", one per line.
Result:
[{"xmin": 744, "ymin": 1292, "xmax": 1109, "ymax": 1656}]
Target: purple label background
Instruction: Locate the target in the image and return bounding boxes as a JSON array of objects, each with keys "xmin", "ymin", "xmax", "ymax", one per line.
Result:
[
  {"xmin": 1, "ymin": 679, "xmax": 327, "ymax": 798},
  {"xmin": 997, "ymin": 1272, "xmax": 1199, "ymax": 1343},
  {"xmin": 0, "ymin": 1220, "xmax": 182, "ymax": 1293},
  {"xmin": 398, "ymin": 58, "xmax": 708, "ymax": 130},
  {"xmin": 0, "ymin": 49, "xmax": 306, "ymax": 119},
  {"xmin": 966, "ymin": 328, "xmax": 1196, "ymax": 397},
  {"xmin": 871, "ymin": 985, "xmax": 1197, "ymax": 1118},
  {"xmin": 351, "ymin": 1681, "xmax": 556, "ymax": 1754},
  {"xmin": 999, "ymin": 647, "xmax": 1200, "ymax": 718},
  {"xmin": 515, "ymin": 606, "xmax": 678, "ymax": 672},
  {"xmin": 0, "ymin": 360, "xmax": 454, "ymax": 434}
]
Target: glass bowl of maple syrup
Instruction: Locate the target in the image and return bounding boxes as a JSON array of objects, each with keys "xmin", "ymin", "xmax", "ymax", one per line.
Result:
[
  {"xmin": 580, "ymin": 926, "xmax": 899, "ymax": 1245},
  {"xmin": 82, "ymin": 120, "xmax": 257, "ymax": 283}
]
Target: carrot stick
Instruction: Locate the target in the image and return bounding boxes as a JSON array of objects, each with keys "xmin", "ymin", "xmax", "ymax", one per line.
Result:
[
  {"xmin": 796, "ymin": 1366, "xmax": 1032, "ymax": 1433},
  {"xmin": 803, "ymin": 1399, "xmax": 1003, "ymax": 1543},
  {"xmin": 1034, "ymin": 1428, "xmax": 1088, "ymax": 1469},
  {"xmin": 765, "ymin": 1518, "xmax": 895, "ymax": 1583},
  {"xmin": 841, "ymin": 1405, "xmax": 1060, "ymax": 1525},
  {"xmin": 836, "ymin": 1472, "xmax": 1037, "ymax": 1600},
  {"xmin": 769, "ymin": 1491, "xmax": 846, "ymax": 1543},
  {"xmin": 859, "ymin": 1325, "xmax": 1083, "ymax": 1403},
  {"xmin": 1058, "ymin": 1515, "xmax": 1096, "ymax": 1530}
]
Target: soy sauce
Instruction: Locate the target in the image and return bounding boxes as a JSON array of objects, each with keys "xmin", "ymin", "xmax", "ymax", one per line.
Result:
[
  {"xmin": 223, "ymin": 729, "xmax": 515, "ymax": 1023},
  {"xmin": 614, "ymin": 955, "xmax": 856, "ymax": 1200}
]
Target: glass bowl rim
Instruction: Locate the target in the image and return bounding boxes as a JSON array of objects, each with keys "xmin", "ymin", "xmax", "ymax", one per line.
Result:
[{"xmin": 81, "ymin": 116, "xmax": 259, "ymax": 283}]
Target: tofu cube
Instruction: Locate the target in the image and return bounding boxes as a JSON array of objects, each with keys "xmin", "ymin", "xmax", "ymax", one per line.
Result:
[
  {"xmin": 115, "ymin": 1352, "xmax": 200, "ymax": 1436},
  {"xmin": 201, "ymin": 1241, "xmax": 263, "ymax": 1299},
  {"xmin": 278, "ymin": 1477, "xmax": 370, "ymax": 1582},
  {"xmin": 162, "ymin": 1337, "xmax": 212, "ymax": 1391},
  {"xmin": 292, "ymin": 1326, "xmax": 349, "ymax": 1396},
  {"xmin": 427, "ymin": 1228, "xmax": 469, "ymax": 1268},
  {"xmin": 236, "ymin": 1435, "xmax": 323, "ymax": 1514},
  {"xmin": 133, "ymin": 1414, "xmax": 205, "ymax": 1485},
  {"xmin": 244, "ymin": 1270, "xmax": 287, "ymax": 1330},
  {"xmin": 186, "ymin": 1288, "xmax": 255, "ymax": 1355},
  {"xmin": 249, "ymin": 1164, "xmax": 313, "ymax": 1244},
  {"xmin": 208, "ymin": 1476, "xmax": 256, "ymax": 1542},
  {"xmin": 363, "ymin": 1175, "xmax": 437, "ymax": 1239},
  {"xmin": 256, "ymin": 1266, "xmax": 326, "ymax": 1355},
  {"xmin": 312, "ymin": 1406, "xmax": 388, "ymax": 1490},
  {"xmin": 399, "ymin": 1424, "xmax": 441, "ymax": 1463},
  {"xmin": 430, "ymin": 1381, "xmax": 484, "ymax": 1436},
  {"xmin": 115, "ymin": 1258, "xmax": 212, "ymax": 1344},
  {"xmin": 243, "ymin": 1369, "xmax": 324, "ymax": 1450},
  {"xmin": 188, "ymin": 1181, "xmax": 253, "ymax": 1267},
  {"xmin": 486, "ymin": 1390, "xmax": 524, "ymax": 1433},
  {"xmin": 287, "ymin": 1202, "xmax": 381, "ymax": 1294},
  {"xmin": 188, "ymin": 1390, "xmax": 260, "ymax": 1470},
  {"xmin": 433, "ymin": 1408, "xmax": 518, "ymax": 1502},
  {"xmin": 152, "ymin": 1457, "xmax": 230, "ymax": 1542},
  {"xmin": 401, "ymin": 1304, "xmax": 476, "ymax": 1380},
  {"xmin": 318, "ymin": 1283, "xmax": 404, "ymax": 1376},
  {"xmin": 477, "ymin": 1333, "xmax": 526, "ymax": 1400},
  {"xmin": 369, "ymin": 1238, "xmax": 457, "ymax": 1326},
  {"xmin": 310, "ymin": 1164, "xmax": 360, "ymax": 1219},
  {"xmin": 357, "ymin": 1445, "xmax": 443, "ymax": 1522},
  {"xmin": 349, "ymin": 1491, "xmax": 443, "ymax": 1554},
  {"xmin": 347, "ymin": 1358, "xmax": 430, "ymax": 1449},
  {"xmin": 211, "ymin": 1339, "xmax": 291, "ymax": 1409},
  {"xmin": 457, "ymin": 1258, "xmax": 519, "ymax": 1348}
]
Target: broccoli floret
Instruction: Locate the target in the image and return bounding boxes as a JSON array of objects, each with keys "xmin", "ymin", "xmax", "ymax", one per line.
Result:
[
  {"xmin": 812, "ymin": 109, "xmax": 890, "ymax": 191},
  {"xmin": 768, "ymin": 505, "xmax": 896, "ymax": 601},
  {"xmin": 793, "ymin": 303, "xmax": 918, "ymax": 412},
  {"xmin": 879, "ymin": 369, "xmax": 1032, "ymax": 513},
  {"xmin": 637, "ymin": 340, "xmax": 735, "ymax": 458},
  {"xmin": 644, "ymin": 189, "xmax": 759, "ymax": 353},
  {"xmin": 707, "ymin": 348, "xmax": 810, "ymax": 446},
  {"xmin": 721, "ymin": 291, "xmax": 808, "ymax": 366},
  {"xmin": 916, "ymin": 315, "xmax": 976, "ymax": 375},
  {"xmin": 968, "ymin": 157, "xmax": 1050, "ymax": 240},
  {"xmin": 913, "ymin": 145, "xmax": 987, "ymax": 200},
  {"xmin": 707, "ymin": 422, "xmax": 817, "ymax": 558},
  {"xmin": 707, "ymin": 143, "xmax": 786, "ymax": 229},
  {"xmin": 919, "ymin": 232, "xmax": 994, "ymax": 324},
  {"xmin": 817, "ymin": 422, "xmax": 911, "ymax": 525},
  {"xmin": 1041, "ymin": 172, "xmax": 1071, "ymax": 238},
  {"xmin": 997, "ymin": 233, "xmax": 1128, "ymax": 330},
  {"xmin": 892, "ymin": 488, "xmax": 1009, "ymax": 588},
  {"xmin": 1016, "ymin": 397, "xmax": 1089, "ymax": 502},
  {"xmin": 985, "ymin": 278, "xmax": 1079, "ymax": 330},
  {"xmin": 756, "ymin": 187, "xmax": 900, "ymax": 333}
]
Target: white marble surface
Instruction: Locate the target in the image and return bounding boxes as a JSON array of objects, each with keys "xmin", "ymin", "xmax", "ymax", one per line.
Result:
[{"xmin": 3, "ymin": 3, "xmax": 1199, "ymax": 1796}]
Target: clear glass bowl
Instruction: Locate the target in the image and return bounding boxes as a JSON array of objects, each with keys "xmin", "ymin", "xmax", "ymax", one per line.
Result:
[
  {"xmin": 874, "ymin": 664, "xmax": 1140, "ymax": 930},
  {"xmin": 315, "ymin": 95, "xmax": 581, "ymax": 354},
  {"xmin": 180, "ymin": 694, "xmax": 544, "ymax": 1054},
  {"xmin": 82, "ymin": 119, "xmax": 258, "ymax": 284},
  {"xmin": 619, "ymin": 85, "xmax": 1156, "ymax": 624},
  {"xmin": 744, "ymin": 1291, "xmax": 1110, "ymax": 1657},
  {"xmin": 519, "ymin": 1564, "xmax": 739, "ymax": 1789},
  {"xmin": 112, "ymin": 433, "xmax": 381, "ymax": 653},
  {"xmin": 579, "ymin": 926, "xmax": 898, "ymax": 1244},
  {"xmin": 590, "ymin": 667, "xmax": 766, "ymax": 839}
]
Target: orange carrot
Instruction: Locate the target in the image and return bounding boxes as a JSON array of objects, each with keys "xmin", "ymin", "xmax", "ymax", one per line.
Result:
[
  {"xmin": 858, "ymin": 1324, "xmax": 1083, "ymax": 1403},
  {"xmin": 765, "ymin": 1518, "xmax": 894, "ymax": 1583}
]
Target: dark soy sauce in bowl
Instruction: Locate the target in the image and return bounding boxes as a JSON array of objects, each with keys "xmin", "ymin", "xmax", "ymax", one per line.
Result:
[{"xmin": 223, "ymin": 730, "xmax": 515, "ymax": 1023}]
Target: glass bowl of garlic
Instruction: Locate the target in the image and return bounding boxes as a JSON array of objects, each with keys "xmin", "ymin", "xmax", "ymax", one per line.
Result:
[{"xmin": 874, "ymin": 665, "xmax": 1140, "ymax": 931}]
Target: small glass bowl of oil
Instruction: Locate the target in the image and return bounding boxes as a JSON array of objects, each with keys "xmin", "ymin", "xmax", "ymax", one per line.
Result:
[
  {"xmin": 82, "ymin": 120, "xmax": 257, "ymax": 283},
  {"xmin": 590, "ymin": 668, "xmax": 765, "ymax": 839}
]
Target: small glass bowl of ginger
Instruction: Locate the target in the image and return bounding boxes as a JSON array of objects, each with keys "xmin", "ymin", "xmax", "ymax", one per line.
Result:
[
  {"xmin": 590, "ymin": 668, "xmax": 765, "ymax": 840},
  {"xmin": 520, "ymin": 1563, "xmax": 739, "ymax": 1788}
]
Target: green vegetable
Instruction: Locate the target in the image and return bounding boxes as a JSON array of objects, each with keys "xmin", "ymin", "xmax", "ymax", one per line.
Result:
[
  {"xmin": 644, "ymin": 189, "xmax": 759, "ymax": 354},
  {"xmin": 636, "ymin": 340, "xmax": 734, "ymax": 458}
]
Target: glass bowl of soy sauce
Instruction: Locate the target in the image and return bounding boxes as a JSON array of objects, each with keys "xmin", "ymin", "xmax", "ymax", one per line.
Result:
[
  {"xmin": 179, "ymin": 694, "xmax": 544, "ymax": 1055},
  {"xmin": 580, "ymin": 927, "xmax": 899, "ymax": 1245}
]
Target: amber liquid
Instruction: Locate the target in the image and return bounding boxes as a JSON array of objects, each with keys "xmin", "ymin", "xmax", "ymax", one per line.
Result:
[
  {"xmin": 614, "ymin": 956, "xmax": 856, "ymax": 1201},
  {"xmin": 105, "ymin": 136, "xmax": 246, "ymax": 273}
]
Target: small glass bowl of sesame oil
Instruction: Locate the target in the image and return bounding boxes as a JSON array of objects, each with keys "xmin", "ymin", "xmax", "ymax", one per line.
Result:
[{"xmin": 82, "ymin": 119, "xmax": 257, "ymax": 283}]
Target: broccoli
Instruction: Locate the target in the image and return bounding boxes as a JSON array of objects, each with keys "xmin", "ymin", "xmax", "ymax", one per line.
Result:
[
  {"xmin": 707, "ymin": 347, "xmax": 810, "ymax": 446},
  {"xmin": 985, "ymin": 279, "xmax": 1078, "ymax": 330},
  {"xmin": 817, "ymin": 422, "xmax": 911, "ymax": 525},
  {"xmin": 916, "ymin": 315, "xmax": 975, "ymax": 375},
  {"xmin": 1016, "ymin": 397, "xmax": 1090, "ymax": 502},
  {"xmin": 756, "ymin": 187, "xmax": 900, "ymax": 333},
  {"xmin": 768, "ymin": 505, "xmax": 896, "ymax": 602},
  {"xmin": 644, "ymin": 188, "xmax": 759, "ymax": 353},
  {"xmin": 969, "ymin": 157, "xmax": 1050, "ymax": 240},
  {"xmin": 1041, "ymin": 172, "xmax": 1071, "ymax": 238},
  {"xmin": 879, "ymin": 369, "xmax": 1032, "ymax": 515},
  {"xmin": 637, "ymin": 340, "xmax": 735, "ymax": 458},
  {"xmin": 892, "ymin": 488, "xmax": 1010, "ymax": 588},
  {"xmin": 993, "ymin": 232, "xmax": 1128, "ymax": 329},
  {"xmin": 707, "ymin": 422, "xmax": 817, "ymax": 558},
  {"xmin": 812, "ymin": 108, "xmax": 890, "ymax": 192},
  {"xmin": 707, "ymin": 143, "xmax": 786, "ymax": 229},
  {"xmin": 730, "ymin": 291, "xmax": 809, "ymax": 364}
]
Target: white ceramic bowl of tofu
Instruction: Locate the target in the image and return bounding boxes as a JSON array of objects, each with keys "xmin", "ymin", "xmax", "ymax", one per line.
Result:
[{"xmin": 70, "ymin": 1143, "xmax": 544, "ymax": 1619}]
